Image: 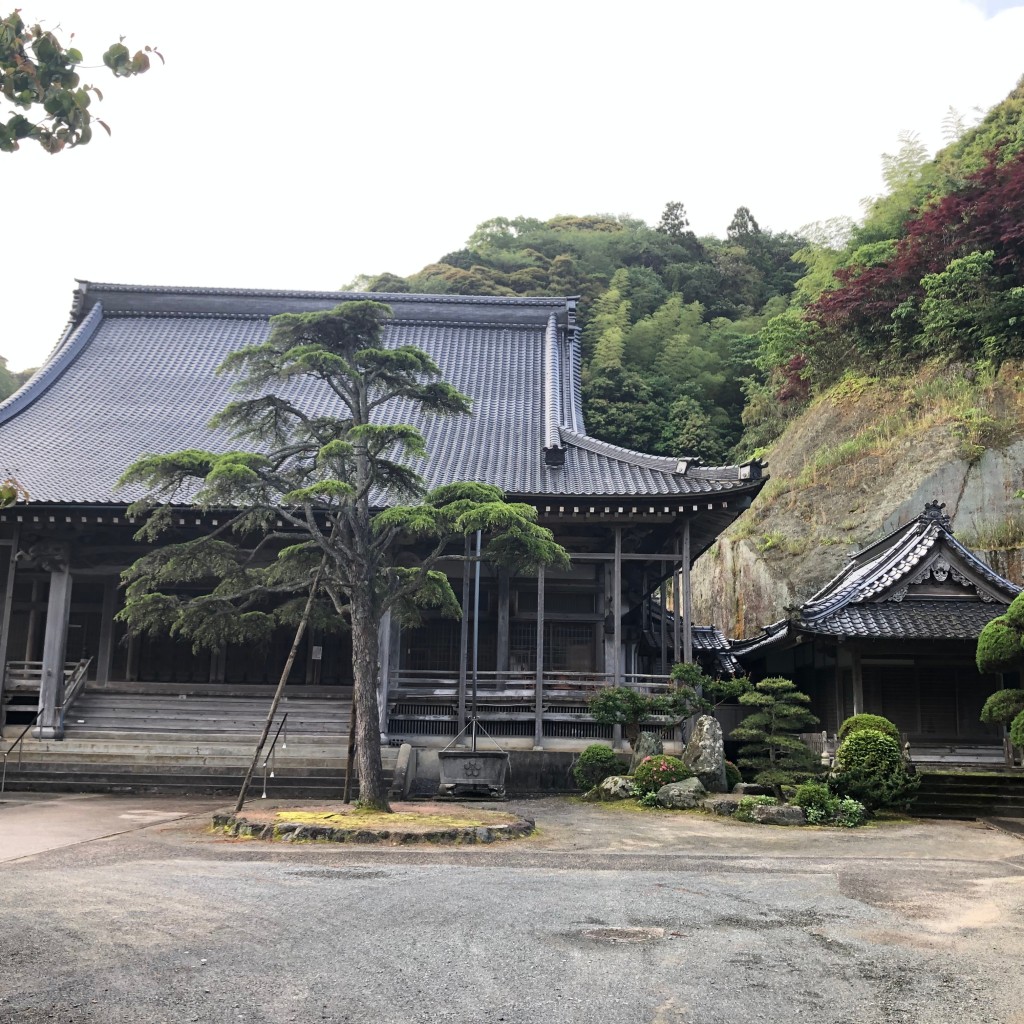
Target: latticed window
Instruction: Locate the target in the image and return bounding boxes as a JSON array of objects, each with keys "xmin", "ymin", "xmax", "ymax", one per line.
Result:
[
  {"xmin": 403, "ymin": 620, "xmax": 496, "ymax": 674},
  {"xmin": 509, "ymin": 621, "xmax": 596, "ymax": 672}
]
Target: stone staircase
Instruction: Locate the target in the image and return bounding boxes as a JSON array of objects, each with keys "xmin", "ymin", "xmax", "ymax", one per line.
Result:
[
  {"xmin": 1, "ymin": 688, "xmax": 396, "ymax": 799},
  {"xmin": 910, "ymin": 769, "xmax": 1024, "ymax": 819}
]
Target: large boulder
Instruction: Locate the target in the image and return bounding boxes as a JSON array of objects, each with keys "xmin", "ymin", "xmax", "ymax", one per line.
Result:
[
  {"xmin": 682, "ymin": 715, "xmax": 727, "ymax": 792},
  {"xmin": 593, "ymin": 775, "xmax": 637, "ymax": 801},
  {"xmin": 751, "ymin": 804, "xmax": 806, "ymax": 826},
  {"xmin": 630, "ymin": 731, "xmax": 664, "ymax": 773},
  {"xmin": 657, "ymin": 777, "xmax": 707, "ymax": 809}
]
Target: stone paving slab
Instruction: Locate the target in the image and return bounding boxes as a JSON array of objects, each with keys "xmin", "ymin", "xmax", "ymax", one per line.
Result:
[{"xmin": 0, "ymin": 792, "xmax": 224, "ymax": 863}]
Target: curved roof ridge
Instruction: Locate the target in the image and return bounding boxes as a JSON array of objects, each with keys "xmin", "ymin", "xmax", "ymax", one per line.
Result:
[
  {"xmin": 559, "ymin": 428, "xmax": 692, "ymax": 475},
  {"xmin": 0, "ymin": 302, "xmax": 104, "ymax": 429},
  {"xmin": 802, "ymin": 517, "xmax": 1020, "ymax": 623}
]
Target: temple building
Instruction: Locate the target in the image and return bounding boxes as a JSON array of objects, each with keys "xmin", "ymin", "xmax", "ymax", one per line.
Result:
[
  {"xmin": 0, "ymin": 283, "xmax": 766, "ymax": 753},
  {"xmin": 732, "ymin": 501, "xmax": 1019, "ymax": 759}
]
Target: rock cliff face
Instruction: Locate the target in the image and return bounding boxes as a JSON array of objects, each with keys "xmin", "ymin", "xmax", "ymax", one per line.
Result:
[{"xmin": 693, "ymin": 364, "xmax": 1024, "ymax": 637}]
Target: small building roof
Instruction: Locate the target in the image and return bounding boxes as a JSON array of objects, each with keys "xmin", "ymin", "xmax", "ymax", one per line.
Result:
[
  {"xmin": 732, "ymin": 501, "xmax": 1021, "ymax": 654},
  {"xmin": 0, "ymin": 282, "xmax": 766, "ymax": 510}
]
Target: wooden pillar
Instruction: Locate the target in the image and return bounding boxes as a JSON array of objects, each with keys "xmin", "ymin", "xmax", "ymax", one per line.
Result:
[
  {"xmin": 659, "ymin": 579, "xmax": 667, "ymax": 674},
  {"xmin": 209, "ymin": 645, "xmax": 226, "ymax": 684},
  {"xmin": 126, "ymin": 633, "xmax": 140, "ymax": 682},
  {"xmin": 0, "ymin": 530, "xmax": 19, "ymax": 727},
  {"xmin": 457, "ymin": 539, "xmax": 470, "ymax": 738},
  {"xmin": 36, "ymin": 556, "xmax": 72, "ymax": 739},
  {"xmin": 24, "ymin": 578, "xmax": 41, "ymax": 660},
  {"xmin": 682, "ymin": 518, "xmax": 693, "ymax": 665},
  {"xmin": 672, "ymin": 536, "xmax": 682, "ymax": 666},
  {"xmin": 377, "ymin": 609, "xmax": 391, "ymax": 740},
  {"xmin": 496, "ymin": 568, "xmax": 510, "ymax": 680},
  {"xmin": 533, "ymin": 563, "xmax": 545, "ymax": 749},
  {"xmin": 95, "ymin": 576, "xmax": 118, "ymax": 686},
  {"xmin": 613, "ymin": 526, "xmax": 622, "ymax": 687},
  {"xmin": 851, "ymin": 648, "xmax": 864, "ymax": 715}
]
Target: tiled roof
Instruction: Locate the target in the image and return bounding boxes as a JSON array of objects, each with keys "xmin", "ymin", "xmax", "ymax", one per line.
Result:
[
  {"xmin": 801, "ymin": 602, "xmax": 1005, "ymax": 640},
  {"xmin": 0, "ymin": 283, "xmax": 768, "ymax": 507},
  {"xmin": 800, "ymin": 502, "xmax": 1019, "ymax": 629},
  {"xmin": 732, "ymin": 503, "xmax": 1021, "ymax": 655}
]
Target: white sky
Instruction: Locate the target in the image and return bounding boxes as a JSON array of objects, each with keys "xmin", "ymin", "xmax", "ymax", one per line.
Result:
[{"xmin": 2, "ymin": 0, "xmax": 1024, "ymax": 371}]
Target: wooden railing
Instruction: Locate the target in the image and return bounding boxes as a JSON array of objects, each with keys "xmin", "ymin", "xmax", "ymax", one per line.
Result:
[
  {"xmin": 3, "ymin": 660, "xmax": 79, "ymax": 690},
  {"xmin": 387, "ymin": 670, "xmax": 679, "ymax": 743}
]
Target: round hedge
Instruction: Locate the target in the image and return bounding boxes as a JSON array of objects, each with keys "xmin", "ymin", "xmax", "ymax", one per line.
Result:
[
  {"xmin": 572, "ymin": 744, "xmax": 624, "ymax": 791},
  {"xmin": 837, "ymin": 713, "xmax": 900, "ymax": 745},
  {"xmin": 829, "ymin": 728, "xmax": 918, "ymax": 811},
  {"xmin": 632, "ymin": 755, "xmax": 692, "ymax": 796},
  {"xmin": 1004, "ymin": 592, "xmax": 1024, "ymax": 630},
  {"xmin": 976, "ymin": 617, "xmax": 1023, "ymax": 674},
  {"xmin": 724, "ymin": 760, "xmax": 742, "ymax": 791}
]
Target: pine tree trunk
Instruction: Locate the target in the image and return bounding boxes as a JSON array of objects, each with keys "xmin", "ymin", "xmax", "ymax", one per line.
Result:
[{"xmin": 350, "ymin": 591, "xmax": 390, "ymax": 811}]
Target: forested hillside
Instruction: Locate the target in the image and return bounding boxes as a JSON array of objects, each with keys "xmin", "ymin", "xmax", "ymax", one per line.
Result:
[{"xmin": 358, "ymin": 209, "xmax": 807, "ymax": 463}]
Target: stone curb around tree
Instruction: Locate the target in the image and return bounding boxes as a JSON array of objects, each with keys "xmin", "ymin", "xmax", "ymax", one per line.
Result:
[{"xmin": 211, "ymin": 812, "xmax": 536, "ymax": 845}]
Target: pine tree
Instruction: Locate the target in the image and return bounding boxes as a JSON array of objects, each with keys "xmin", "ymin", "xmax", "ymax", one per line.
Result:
[
  {"xmin": 731, "ymin": 676, "xmax": 821, "ymax": 798},
  {"xmin": 117, "ymin": 301, "xmax": 568, "ymax": 811}
]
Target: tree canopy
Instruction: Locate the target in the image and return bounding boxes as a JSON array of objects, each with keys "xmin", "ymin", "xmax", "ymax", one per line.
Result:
[{"xmin": 1, "ymin": 9, "xmax": 160, "ymax": 153}]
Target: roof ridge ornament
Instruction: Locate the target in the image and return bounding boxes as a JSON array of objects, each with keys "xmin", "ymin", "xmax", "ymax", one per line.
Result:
[{"xmin": 921, "ymin": 500, "xmax": 952, "ymax": 531}]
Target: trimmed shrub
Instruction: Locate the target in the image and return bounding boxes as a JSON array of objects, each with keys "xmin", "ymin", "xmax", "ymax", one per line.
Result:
[
  {"xmin": 837, "ymin": 713, "xmax": 901, "ymax": 745},
  {"xmin": 830, "ymin": 728, "xmax": 919, "ymax": 811},
  {"xmin": 572, "ymin": 744, "xmax": 623, "ymax": 791},
  {"xmin": 976, "ymin": 617, "xmax": 1023, "ymax": 673},
  {"xmin": 632, "ymin": 754, "xmax": 692, "ymax": 795},
  {"xmin": 724, "ymin": 760, "xmax": 742, "ymax": 791}
]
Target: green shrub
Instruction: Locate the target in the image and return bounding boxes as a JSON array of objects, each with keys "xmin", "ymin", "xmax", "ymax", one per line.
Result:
[
  {"xmin": 976, "ymin": 617, "xmax": 1023, "ymax": 673},
  {"xmin": 572, "ymin": 744, "xmax": 623, "ymax": 791},
  {"xmin": 636, "ymin": 791, "xmax": 662, "ymax": 808},
  {"xmin": 724, "ymin": 760, "xmax": 742, "ymax": 791},
  {"xmin": 830, "ymin": 728, "xmax": 919, "ymax": 811},
  {"xmin": 833, "ymin": 797, "xmax": 867, "ymax": 828},
  {"xmin": 631, "ymin": 754, "xmax": 692, "ymax": 795},
  {"xmin": 734, "ymin": 795, "xmax": 777, "ymax": 822},
  {"xmin": 792, "ymin": 780, "xmax": 840, "ymax": 824},
  {"xmin": 837, "ymin": 713, "xmax": 901, "ymax": 745},
  {"xmin": 792, "ymin": 781, "xmax": 867, "ymax": 826}
]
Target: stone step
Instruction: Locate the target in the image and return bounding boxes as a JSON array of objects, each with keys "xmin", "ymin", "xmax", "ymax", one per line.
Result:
[{"xmin": 0, "ymin": 773, "xmax": 383, "ymax": 798}]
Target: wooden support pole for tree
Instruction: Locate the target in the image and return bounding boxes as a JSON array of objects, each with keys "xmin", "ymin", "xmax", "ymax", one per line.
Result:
[
  {"xmin": 234, "ymin": 562, "xmax": 324, "ymax": 815},
  {"xmin": 458, "ymin": 536, "xmax": 470, "ymax": 737}
]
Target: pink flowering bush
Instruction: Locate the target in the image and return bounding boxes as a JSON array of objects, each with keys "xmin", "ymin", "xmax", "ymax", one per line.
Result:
[{"xmin": 631, "ymin": 755, "xmax": 692, "ymax": 796}]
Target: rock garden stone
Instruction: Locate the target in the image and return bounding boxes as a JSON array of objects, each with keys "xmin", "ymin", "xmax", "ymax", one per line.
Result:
[
  {"xmin": 656, "ymin": 777, "xmax": 707, "ymax": 809},
  {"xmin": 701, "ymin": 797, "xmax": 739, "ymax": 816},
  {"xmin": 630, "ymin": 731, "xmax": 664, "ymax": 772},
  {"xmin": 682, "ymin": 715, "xmax": 727, "ymax": 792},
  {"xmin": 751, "ymin": 804, "xmax": 807, "ymax": 826},
  {"xmin": 595, "ymin": 775, "xmax": 637, "ymax": 800},
  {"xmin": 732, "ymin": 782, "xmax": 772, "ymax": 796}
]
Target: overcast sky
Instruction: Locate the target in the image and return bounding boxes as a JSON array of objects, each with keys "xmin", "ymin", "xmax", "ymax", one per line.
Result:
[{"xmin": 3, "ymin": 0, "xmax": 1024, "ymax": 371}]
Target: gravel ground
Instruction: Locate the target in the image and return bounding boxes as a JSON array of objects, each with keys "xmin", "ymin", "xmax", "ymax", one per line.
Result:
[{"xmin": 2, "ymin": 795, "xmax": 1023, "ymax": 1024}]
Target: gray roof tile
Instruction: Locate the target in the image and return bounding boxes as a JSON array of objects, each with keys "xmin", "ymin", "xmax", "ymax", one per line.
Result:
[{"xmin": 0, "ymin": 283, "xmax": 767, "ymax": 506}]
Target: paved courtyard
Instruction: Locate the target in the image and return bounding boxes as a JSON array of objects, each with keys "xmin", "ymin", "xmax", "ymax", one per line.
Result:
[{"xmin": 1, "ymin": 793, "xmax": 1023, "ymax": 1023}]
